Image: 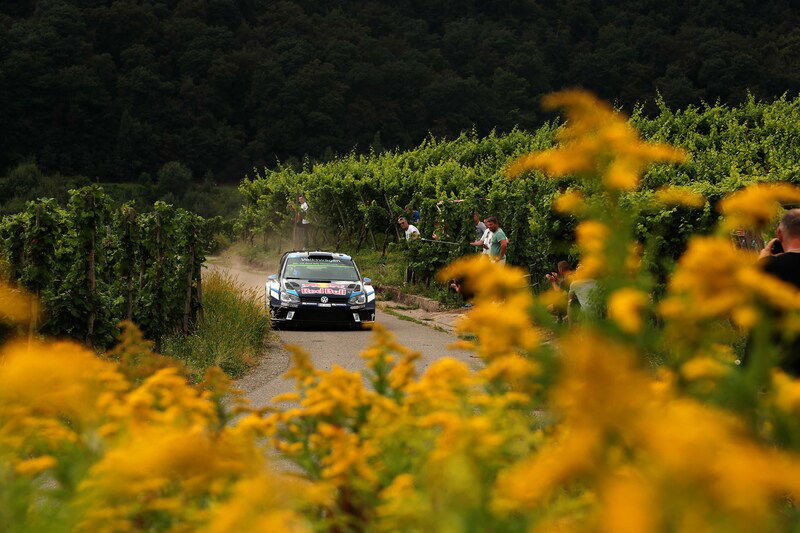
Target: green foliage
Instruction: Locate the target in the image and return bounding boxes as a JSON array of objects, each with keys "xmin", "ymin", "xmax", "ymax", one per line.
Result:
[
  {"xmin": 0, "ymin": 162, "xmax": 242, "ymax": 221},
  {"xmin": 156, "ymin": 161, "xmax": 192, "ymax": 198},
  {"xmin": 161, "ymin": 271, "xmax": 268, "ymax": 379},
  {"xmin": 239, "ymin": 97, "xmax": 800, "ymax": 285},
  {"xmin": 0, "ymin": 187, "xmax": 212, "ymax": 348},
  {"xmin": 2, "ymin": 1, "xmax": 800, "ymax": 180}
]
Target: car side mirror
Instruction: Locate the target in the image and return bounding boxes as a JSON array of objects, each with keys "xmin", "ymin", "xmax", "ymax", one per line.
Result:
[
  {"xmin": 268, "ymin": 274, "xmax": 278, "ymax": 281},
  {"xmin": 363, "ymin": 277, "xmax": 371, "ymax": 285}
]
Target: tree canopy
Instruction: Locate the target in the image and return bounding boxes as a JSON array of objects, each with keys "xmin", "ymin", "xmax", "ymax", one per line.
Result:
[{"xmin": 2, "ymin": 0, "xmax": 799, "ymax": 181}]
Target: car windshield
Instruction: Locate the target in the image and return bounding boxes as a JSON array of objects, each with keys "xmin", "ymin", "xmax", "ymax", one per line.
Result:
[{"xmin": 283, "ymin": 257, "xmax": 360, "ymax": 281}]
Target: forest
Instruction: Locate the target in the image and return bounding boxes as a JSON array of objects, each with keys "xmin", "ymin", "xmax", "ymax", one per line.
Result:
[{"xmin": 2, "ymin": 0, "xmax": 800, "ymax": 184}]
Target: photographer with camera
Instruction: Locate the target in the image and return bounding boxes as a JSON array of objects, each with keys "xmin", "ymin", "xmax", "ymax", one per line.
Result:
[
  {"xmin": 759, "ymin": 209, "xmax": 800, "ymax": 287},
  {"xmin": 546, "ymin": 261, "xmax": 573, "ymax": 291},
  {"xmin": 747, "ymin": 209, "xmax": 800, "ymax": 375}
]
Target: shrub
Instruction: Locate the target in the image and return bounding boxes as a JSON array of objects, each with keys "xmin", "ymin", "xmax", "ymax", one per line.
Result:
[{"xmin": 162, "ymin": 271, "xmax": 268, "ymax": 378}]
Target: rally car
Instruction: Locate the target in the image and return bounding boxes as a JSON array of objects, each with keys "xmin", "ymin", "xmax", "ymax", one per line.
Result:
[{"xmin": 266, "ymin": 251, "xmax": 376, "ymax": 326}]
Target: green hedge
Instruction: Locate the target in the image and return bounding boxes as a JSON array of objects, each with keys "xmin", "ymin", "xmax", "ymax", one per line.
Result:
[{"xmin": 237, "ymin": 96, "xmax": 800, "ymax": 286}]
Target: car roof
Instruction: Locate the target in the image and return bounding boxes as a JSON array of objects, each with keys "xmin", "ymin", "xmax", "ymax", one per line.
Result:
[{"xmin": 283, "ymin": 250, "xmax": 353, "ymax": 261}]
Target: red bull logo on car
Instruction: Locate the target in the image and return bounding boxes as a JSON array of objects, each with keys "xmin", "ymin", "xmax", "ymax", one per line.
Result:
[{"xmin": 300, "ymin": 287, "xmax": 347, "ymax": 296}]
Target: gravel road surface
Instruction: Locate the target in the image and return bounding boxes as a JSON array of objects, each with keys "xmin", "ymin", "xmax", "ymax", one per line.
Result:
[{"xmin": 206, "ymin": 257, "xmax": 475, "ymax": 408}]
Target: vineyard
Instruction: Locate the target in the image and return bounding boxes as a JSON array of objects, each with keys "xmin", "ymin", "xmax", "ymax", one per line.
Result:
[
  {"xmin": 5, "ymin": 91, "xmax": 800, "ymax": 531},
  {"xmin": 0, "ymin": 186, "xmax": 210, "ymax": 348},
  {"xmin": 238, "ymin": 96, "xmax": 800, "ymax": 286}
]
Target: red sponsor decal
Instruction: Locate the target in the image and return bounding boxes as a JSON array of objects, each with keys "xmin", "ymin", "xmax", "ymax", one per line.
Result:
[{"xmin": 300, "ymin": 287, "xmax": 347, "ymax": 296}]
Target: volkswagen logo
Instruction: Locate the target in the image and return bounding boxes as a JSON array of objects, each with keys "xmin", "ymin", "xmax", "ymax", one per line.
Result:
[{"xmin": 320, "ymin": 296, "xmax": 329, "ymax": 303}]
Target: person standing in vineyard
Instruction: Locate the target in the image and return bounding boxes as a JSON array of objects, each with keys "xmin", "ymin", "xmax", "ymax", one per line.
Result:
[
  {"xmin": 398, "ymin": 216, "xmax": 419, "ymax": 240},
  {"xmin": 470, "ymin": 216, "xmax": 493, "ymax": 256},
  {"xmin": 294, "ymin": 194, "xmax": 310, "ymax": 249},
  {"xmin": 473, "ymin": 211, "xmax": 487, "ymax": 242},
  {"xmin": 485, "ymin": 216, "xmax": 508, "ymax": 263}
]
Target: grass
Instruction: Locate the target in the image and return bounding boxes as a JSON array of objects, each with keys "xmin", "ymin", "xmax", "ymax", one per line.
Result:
[{"xmin": 162, "ymin": 271, "xmax": 269, "ymax": 379}]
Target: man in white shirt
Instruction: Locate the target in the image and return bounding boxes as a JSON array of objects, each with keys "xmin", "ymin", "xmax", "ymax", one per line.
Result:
[{"xmin": 398, "ymin": 216, "xmax": 420, "ymax": 240}]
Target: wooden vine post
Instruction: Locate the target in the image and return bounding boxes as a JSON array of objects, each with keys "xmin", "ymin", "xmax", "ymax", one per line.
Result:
[
  {"xmin": 182, "ymin": 240, "xmax": 195, "ymax": 335},
  {"xmin": 87, "ymin": 223, "xmax": 95, "ymax": 345}
]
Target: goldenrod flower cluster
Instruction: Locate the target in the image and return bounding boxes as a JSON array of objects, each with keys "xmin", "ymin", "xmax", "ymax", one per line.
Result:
[
  {"xmin": 720, "ymin": 182, "xmax": 800, "ymax": 232},
  {"xmin": 660, "ymin": 236, "xmax": 800, "ymax": 335},
  {"xmin": 654, "ymin": 185, "xmax": 706, "ymax": 208},
  {"xmin": 5, "ymin": 91, "xmax": 800, "ymax": 532},
  {"xmin": 0, "ymin": 282, "xmax": 310, "ymax": 532},
  {"xmin": 506, "ymin": 90, "xmax": 687, "ymax": 190}
]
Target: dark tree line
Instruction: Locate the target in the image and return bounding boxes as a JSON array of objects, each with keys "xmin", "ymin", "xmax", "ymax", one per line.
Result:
[{"xmin": 2, "ymin": 0, "xmax": 799, "ymax": 182}]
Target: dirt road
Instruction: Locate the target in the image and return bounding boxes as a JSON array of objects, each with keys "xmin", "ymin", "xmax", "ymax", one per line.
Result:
[{"xmin": 206, "ymin": 256, "xmax": 475, "ymax": 408}]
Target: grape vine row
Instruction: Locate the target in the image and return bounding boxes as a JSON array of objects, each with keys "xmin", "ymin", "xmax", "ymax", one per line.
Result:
[{"xmin": 0, "ymin": 186, "xmax": 210, "ymax": 348}]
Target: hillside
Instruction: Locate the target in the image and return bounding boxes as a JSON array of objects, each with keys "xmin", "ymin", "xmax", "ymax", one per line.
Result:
[{"xmin": 2, "ymin": 0, "xmax": 800, "ymax": 181}]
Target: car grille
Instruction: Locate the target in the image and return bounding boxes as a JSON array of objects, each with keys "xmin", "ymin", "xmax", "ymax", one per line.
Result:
[{"xmin": 300, "ymin": 294, "xmax": 349, "ymax": 304}]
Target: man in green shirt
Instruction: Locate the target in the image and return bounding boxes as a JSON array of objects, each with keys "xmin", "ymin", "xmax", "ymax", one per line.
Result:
[{"xmin": 485, "ymin": 216, "xmax": 508, "ymax": 263}]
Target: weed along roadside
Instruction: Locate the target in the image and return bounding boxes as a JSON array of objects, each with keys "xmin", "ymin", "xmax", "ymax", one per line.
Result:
[{"xmin": 162, "ymin": 271, "xmax": 270, "ymax": 380}]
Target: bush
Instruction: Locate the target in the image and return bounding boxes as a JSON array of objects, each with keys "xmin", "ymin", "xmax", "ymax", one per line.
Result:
[
  {"xmin": 156, "ymin": 161, "xmax": 193, "ymax": 198},
  {"xmin": 209, "ymin": 232, "xmax": 232, "ymax": 255},
  {"xmin": 162, "ymin": 271, "xmax": 268, "ymax": 378}
]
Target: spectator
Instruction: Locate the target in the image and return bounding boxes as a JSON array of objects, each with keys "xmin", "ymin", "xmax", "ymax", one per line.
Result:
[
  {"xmin": 469, "ymin": 217, "xmax": 493, "ymax": 255},
  {"xmin": 749, "ymin": 208, "xmax": 800, "ymax": 374},
  {"xmin": 546, "ymin": 261, "xmax": 573, "ymax": 291},
  {"xmin": 398, "ymin": 216, "xmax": 420, "ymax": 240},
  {"xmin": 567, "ymin": 273, "xmax": 599, "ymax": 321},
  {"xmin": 485, "ymin": 216, "xmax": 508, "ymax": 263},
  {"xmin": 449, "ymin": 277, "xmax": 475, "ymax": 306},
  {"xmin": 412, "ymin": 208, "xmax": 420, "ymax": 224},
  {"xmin": 294, "ymin": 194, "xmax": 310, "ymax": 249},
  {"xmin": 473, "ymin": 211, "xmax": 487, "ymax": 242}
]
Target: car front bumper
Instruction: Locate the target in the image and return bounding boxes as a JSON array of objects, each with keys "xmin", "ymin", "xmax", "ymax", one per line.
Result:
[{"xmin": 270, "ymin": 303, "xmax": 375, "ymax": 324}]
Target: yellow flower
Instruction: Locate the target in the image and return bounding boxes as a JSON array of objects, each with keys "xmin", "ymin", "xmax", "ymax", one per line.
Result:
[
  {"xmin": 573, "ymin": 220, "xmax": 609, "ymax": 279},
  {"xmin": 15, "ymin": 455, "xmax": 57, "ymax": 476},
  {"xmin": 772, "ymin": 370, "xmax": 800, "ymax": 413},
  {"xmin": 438, "ymin": 256, "xmax": 541, "ymax": 362},
  {"xmin": 659, "ymin": 237, "xmax": 756, "ymax": 325},
  {"xmin": 283, "ymin": 344, "xmax": 317, "ymax": 388},
  {"xmin": 553, "ymin": 189, "xmax": 586, "ymax": 214},
  {"xmin": 479, "ymin": 355, "xmax": 540, "ymax": 384},
  {"xmin": 317, "ymin": 424, "xmax": 378, "ymax": 486},
  {"xmin": 0, "ymin": 339, "xmax": 126, "ymax": 424},
  {"xmin": 681, "ymin": 357, "xmax": 730, "ymax": 381},
  {"xmin": 654, "ymin": 185, "xmax": 706, "ymax": 208},
  {"xmin": 203, "ymin": 475, "xmax": 312, "ymax": 533},
  {"xmin": 493, "ymin": 427, "xmax": 599, "ymax": 511},
  {"xmin": 506, "ymin": 90, "xmax": 686, "ymax": 191},
  {"xmin": 719, "ymin": 182, "xmax": 800, "ymax": 232},
  {"xmin": 600, "ymin": 470, "xmax": 658, "ymax": 533},
  {"xmin": 0, "ymin": 282, "xmax": 39, "ymax": 325},
  {"xmin": 271, "ymin": 392, "xmax": 300, "ymax": 404},
  {"xmin": 731, "ymin": 305, "xmax": 760, "ymax": 329},
  {"xmin": 608, "ymin": 288, "xmax": 648, "ymax": 333}
]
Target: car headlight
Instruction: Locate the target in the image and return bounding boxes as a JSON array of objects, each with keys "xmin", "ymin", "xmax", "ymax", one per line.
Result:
[
  {"xmin": 280, "ymin": 290, "xmax": 300, "ymax": 304},
  {"xmin": 349, "ymin": 293, "xmax": 366, "ymax": 305}
]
